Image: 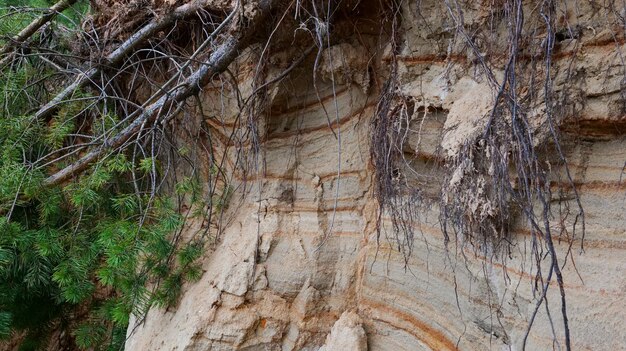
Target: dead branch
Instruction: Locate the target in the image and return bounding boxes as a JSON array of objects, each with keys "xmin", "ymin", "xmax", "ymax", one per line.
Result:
[
  {"xmin": 0, "ymin": 0, "xmax": 78, "ymax": 61},
  {"xmin": 43, "ymin": 0, "xmax": 279, "ymax": 187},
  {"xmin": 33, "ymin": 0, "xmax": 236, "ymax": 121}
]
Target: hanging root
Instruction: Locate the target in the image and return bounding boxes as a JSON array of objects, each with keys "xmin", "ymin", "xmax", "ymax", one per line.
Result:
[{"xmin": 370, "ymin": 0, "xmax": 597, "ymax": 349}]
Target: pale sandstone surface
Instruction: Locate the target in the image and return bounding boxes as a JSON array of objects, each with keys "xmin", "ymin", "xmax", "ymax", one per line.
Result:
[
  {"xmin": 318, "ymin": 312, "xmax": 367, "ymax": 351},
  {"xmin": 126, "ymin": 1, "xmax": 626, "ymax": 350}
]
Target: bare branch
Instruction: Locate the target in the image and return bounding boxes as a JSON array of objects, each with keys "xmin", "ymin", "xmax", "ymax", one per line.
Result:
[
  {"xmin": 43, "ymin": 0, "xmax": 279, "ymax": 187},
  {"xmin": 33, "ymin": 0, "xmax": 236, "ymax": 121},
  {"xmin": 0, "ymin": 0, "xmax": 78, "ymax": 60}
]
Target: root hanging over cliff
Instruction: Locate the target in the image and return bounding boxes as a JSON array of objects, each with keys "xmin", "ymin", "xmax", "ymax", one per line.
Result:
[
  {"xmin": 369, "ymin": 0, "xmax": 626, "ymax": 349},
  {"xmin": 0, "ymin": 0, "xmax": 376, "ymax": 348},
  {"xmin": 1, "ymin": 0, "xmax": 625, "ymax": 349}
]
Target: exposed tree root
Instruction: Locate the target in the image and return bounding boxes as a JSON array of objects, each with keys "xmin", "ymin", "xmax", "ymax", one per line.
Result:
[
  {"xmin": 33, "ymin": 0, "xmax": 237, "ymax": 121},
  {"xmin": 43, "ymin": 0, "xmax": 279, "ymax": 186}
]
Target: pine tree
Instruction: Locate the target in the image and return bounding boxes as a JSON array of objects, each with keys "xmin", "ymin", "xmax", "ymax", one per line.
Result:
[{"xmin": 0, "ymin": 1, "xmax": 212, "ymax": 348}]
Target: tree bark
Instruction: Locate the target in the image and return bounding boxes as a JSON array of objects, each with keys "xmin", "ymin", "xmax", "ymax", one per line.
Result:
[
  {"xmin": 43, "ymin": 0, "xmax": 279, "ymax": 187},
  {"xmin": 33, "ymin": 0, "xmax": 236, "ymax": 121},
  {"xmin": 0, "ymin": 0, "xmax": 78, "ymax": 62}
]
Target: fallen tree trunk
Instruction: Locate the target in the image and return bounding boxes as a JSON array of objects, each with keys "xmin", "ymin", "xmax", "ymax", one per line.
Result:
[
  {"xmin": 43, "ymin": 0, "xmax": 278, "ymax": 187},
  {"xmin": 34, "ymin": 0, "xmax": 236, "ymax": 121}
]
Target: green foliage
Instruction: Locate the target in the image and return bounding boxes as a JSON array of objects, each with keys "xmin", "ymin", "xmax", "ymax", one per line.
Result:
[
  {"xmin": 0, "ymin": 2, "xmax": 209, "ymax": 349},
  {"xmin": 0, "ymin": 123, "xmax": 206, "ymax": 349},
  {"xmin": 0, "ymin": 0, "xmax": 90, "ymax": 37}
]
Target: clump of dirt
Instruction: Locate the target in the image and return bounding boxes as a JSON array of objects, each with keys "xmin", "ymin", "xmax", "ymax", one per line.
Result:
[
  {"xmin": 88, "ymin": 0, "xmax": 156, "ymax": 41},
  {"xmin": 317, "ymin": 43, "xmax": 371, "ymax": 94}
]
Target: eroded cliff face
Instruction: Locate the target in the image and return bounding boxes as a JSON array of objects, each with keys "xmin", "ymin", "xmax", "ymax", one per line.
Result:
[{"xmin": 125, "ymin": 1, "xmax": 626, "ymax": 350}]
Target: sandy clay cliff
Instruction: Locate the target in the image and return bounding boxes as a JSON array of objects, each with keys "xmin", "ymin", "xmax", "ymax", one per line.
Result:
[{"xmin": 123, "ymin": 0, "xmax": 626, "ymax": 350}]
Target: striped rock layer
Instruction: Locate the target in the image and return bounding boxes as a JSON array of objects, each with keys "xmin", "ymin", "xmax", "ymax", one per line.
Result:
[{"xmin": 126, "ymin": 1, "xmax": 626, "ymax": 350}]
